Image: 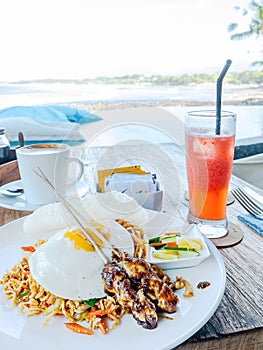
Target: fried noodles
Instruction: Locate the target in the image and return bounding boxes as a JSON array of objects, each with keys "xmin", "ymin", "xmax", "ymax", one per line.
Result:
[
  {"xmin": 116, "ymin": 219, "xmax": 147, "ymax": 259},
  {"xmin": 0, "ymin": 255, "xmax": 125, "ymax": 333},
  {"xmin": 0, "ymin": 221, "xmax": 146, "ymax": 335}
]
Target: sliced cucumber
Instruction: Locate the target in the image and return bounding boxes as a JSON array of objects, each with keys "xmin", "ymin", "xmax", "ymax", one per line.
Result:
[
  {"xmin": 163, "ymin": 246, "xmax": 196, "ymax": 251},
  {"xmin": 148, "ymin": 236, "xmax": 161, "ymax": 244},
  {"xmin": 154, "ymin": 244, "xmax": 166, "ymax": 250},
  {"xmin": 162, "ymin": 235, "xmax": 178, "ymax": 243}
]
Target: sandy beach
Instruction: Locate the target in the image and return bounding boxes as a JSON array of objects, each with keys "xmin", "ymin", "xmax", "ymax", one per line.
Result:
[
  {"xmin": 73, "ymin": 96, "xmax": 263, "ymax": 112},
  {"xmin": 70, "ymin": 95, "xmax": 263, "ymax": 112},
  {"xmin": 67, "ymin": 84, "xmax": 263, "ymax": 147},
  {"xmin": 76, "ymin": 104, "xmax": 262, "ymax": 149}
]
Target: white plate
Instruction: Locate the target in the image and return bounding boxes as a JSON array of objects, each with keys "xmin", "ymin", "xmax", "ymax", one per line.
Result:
[
  {"xmin": 0, "ymin": 179, "xmax": 89, "ymax": 211},
  {"xmin": 142, "ymin": 211, "xmax": 210, "ymax": 269},
  {"xmin": 0, "ymin": 216, "xmax": 226, "ymax": 350}
]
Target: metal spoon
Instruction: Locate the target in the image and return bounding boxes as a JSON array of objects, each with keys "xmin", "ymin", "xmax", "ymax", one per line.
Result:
[
  {"xmin": 0, "ymin": 188, "xmax": 24, "ymax": 197},
  {"xmin": 18, "ymin": 132, "xmax": 25, "ymax": 148}
]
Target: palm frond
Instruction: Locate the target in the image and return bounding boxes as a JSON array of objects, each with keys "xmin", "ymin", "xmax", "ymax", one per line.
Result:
[
  {"xmin": 228, "ymin": 23, "xmax": 238, "ymax": 32},
  {"xmin": 230, "ymin": 30, "xmax": 254, "ymax": 40}
]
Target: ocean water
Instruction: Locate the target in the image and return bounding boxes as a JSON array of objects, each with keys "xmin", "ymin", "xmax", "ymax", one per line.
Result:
[
  {"xmin": 0, "ymin": 82, "xmax": 262, "ymax": 107},
  {"xmin": 0, "ymin": 82, "xmax": 262, "ymax": 143}
]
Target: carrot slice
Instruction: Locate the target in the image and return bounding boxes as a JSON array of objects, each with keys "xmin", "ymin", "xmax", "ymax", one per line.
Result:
[
  {"xmin": 163, "ymin": 231, "xmax": 181, "ymax": 236},
  {"xmin": 165, "ymin": 242, "xmax": 178, "ymax": 248},
  {"xmin": 85, "ymin": 305, "xmax": 119, "ymax": 319},
  {"xmin": 149, "ymin": 242, "xmax": 165, "ymax": 247},
  {"xmin": 64, "ymin": 322, "xmax": 94, "ymax": 335},
  {"xmin": 21, "ymin": 246, "xmax": 35, "ymax": 252}
]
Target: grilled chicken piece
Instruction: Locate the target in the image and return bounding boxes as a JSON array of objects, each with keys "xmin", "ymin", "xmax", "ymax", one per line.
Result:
[
  {"xmin": 142, "ymin": 274, "xmax": 178, "ymax": 313},
  {"xmin": 121, "ymin": 251, "xmax": 150, "ymax": 289},
  {"xmin": 112, "ymin": 247, "xmax": 170, "ymax": 284},
  {"xmin": 121, "ymin": 252, "xmax": 178, "ymax": 313},
  {"xmin": 102, "ymin": 263, "xmax": 127, "ymax": 294},
  {"xmin": 101, "ymin": 263, "xmax": 158, "ymax": 329},
  {"xmin": 118, "ymin": 278, "xmax": 136, "ymax": 309},
  {"xmin": 132, "ymin": 288, "xmax": 158, "ymax": 329}
]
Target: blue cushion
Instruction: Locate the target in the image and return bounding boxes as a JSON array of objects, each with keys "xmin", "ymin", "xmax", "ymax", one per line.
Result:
[{"xmin": 0, "ymin": 105, "xmax": 102, "ymax": 124}]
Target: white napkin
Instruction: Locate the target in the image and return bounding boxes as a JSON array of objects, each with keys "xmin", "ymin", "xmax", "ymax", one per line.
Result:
[{"xmin": 104, "ymin": 173, "xmax": 159, "ymax": 196}]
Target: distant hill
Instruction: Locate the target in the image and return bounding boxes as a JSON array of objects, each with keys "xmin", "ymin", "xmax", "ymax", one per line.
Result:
[{"xmin": 5, "ymin": 70, "xmax": 263, "ymax": 86}]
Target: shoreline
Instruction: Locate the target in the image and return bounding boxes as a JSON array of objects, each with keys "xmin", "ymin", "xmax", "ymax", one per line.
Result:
[
  {"xmin": 0, "ymin": 81, "xmax": 262, "ymax": 110},
  {"xmin": 69, "ymin": 97, "xmax": 263, "ymax": 111}
]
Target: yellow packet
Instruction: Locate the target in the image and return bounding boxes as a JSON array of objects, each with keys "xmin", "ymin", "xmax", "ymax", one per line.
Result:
[{"xmin": 98, "ymin": 165, "xmax": 150, "ymax": 192}]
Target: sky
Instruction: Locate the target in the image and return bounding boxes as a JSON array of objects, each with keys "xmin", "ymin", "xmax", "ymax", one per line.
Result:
[{"xmin": 0, "ymin": 0, "xmax": 261, "ymax": 81}]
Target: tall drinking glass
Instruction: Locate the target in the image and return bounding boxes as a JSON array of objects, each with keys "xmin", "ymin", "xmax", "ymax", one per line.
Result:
[{"xmin": 185, "ymin": 110, "xmax": 236, "ymax": 238}]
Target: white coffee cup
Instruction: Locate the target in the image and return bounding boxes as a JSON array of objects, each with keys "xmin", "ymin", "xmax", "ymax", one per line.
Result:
[{"xmin": 16, "ymin": 143, "xmax": 84, "ymax": 205}]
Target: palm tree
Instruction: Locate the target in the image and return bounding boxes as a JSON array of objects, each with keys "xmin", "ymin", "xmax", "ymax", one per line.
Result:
[{"xmin": 228, "ymin": 0, "xmax": 263, "ymax": 67}]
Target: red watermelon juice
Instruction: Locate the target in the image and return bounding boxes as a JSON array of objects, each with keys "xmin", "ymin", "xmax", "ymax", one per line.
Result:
[{"xmin": 186, "ymin": 133, "xmax": 235, "ymax": 221}]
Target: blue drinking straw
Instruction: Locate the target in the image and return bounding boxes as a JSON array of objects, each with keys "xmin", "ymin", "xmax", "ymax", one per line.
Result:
[{"xmin": 216, "ymin": 59, "xmax": 232, "ymax": 135}]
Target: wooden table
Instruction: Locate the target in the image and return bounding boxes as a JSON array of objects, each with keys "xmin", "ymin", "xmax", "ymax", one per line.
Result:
[{"xmin": 1, "ymin": 142, "xmax": 262, "ymax": 349}]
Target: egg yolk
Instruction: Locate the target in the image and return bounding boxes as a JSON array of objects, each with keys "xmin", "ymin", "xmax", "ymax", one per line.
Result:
[{"xmin": 64, "ymin": 229, "xmax": 95, "ymax": 252}]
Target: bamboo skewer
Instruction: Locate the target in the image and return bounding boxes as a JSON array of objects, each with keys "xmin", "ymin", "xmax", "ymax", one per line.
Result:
[{"xmin": 34, "ymin": 167, "xmax": 109, "ymax": 264}]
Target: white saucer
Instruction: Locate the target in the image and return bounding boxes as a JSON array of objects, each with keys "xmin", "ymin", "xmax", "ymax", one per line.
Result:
[{"xmin": 0, "ymin": 179, "xmax": 89, "ymax": 212}]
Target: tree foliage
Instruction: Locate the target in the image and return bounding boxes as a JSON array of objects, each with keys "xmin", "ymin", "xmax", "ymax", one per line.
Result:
[
  {"xmin": 14, "ymin": 71, "xmax": 263, "ymax": 86},
  {"xmin": 94, "ymin": 71, "xmax": 263, "ymax": 85},
  {"xmin": 228, "ymin": 1, "xmax": 263, "ymax": 67},
  {"xmin": 228, "ymin": 1, "xmax": 263, "ymax": 39}
]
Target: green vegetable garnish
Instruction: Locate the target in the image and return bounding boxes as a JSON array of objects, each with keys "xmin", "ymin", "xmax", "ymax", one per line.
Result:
[
  {"xmin": 78, "ymin": 310, "xmax": 89, "ymax": 322},
  {"xmin": 17, "ymin": 290, "xmax": 30, "ymax": 299},
  {"xmin": 163, "ymin": 246, "xmax": 196, "ymax": 251},
  {"xmin": 82, "ymin": 298, "xmax": 99, "ymax": 307},
  {"xmin": 161, "ymin": 235, "xmax": 178, "ymax": 242},
  {"xmin": 149, "ymin": 236, "xmax": 161, "ymax": 244}
]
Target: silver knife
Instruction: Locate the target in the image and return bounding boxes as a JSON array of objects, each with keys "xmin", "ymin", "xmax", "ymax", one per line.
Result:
[{"xmin": 242, "ymin": 186, "xmax": 263, "ymax": 205}]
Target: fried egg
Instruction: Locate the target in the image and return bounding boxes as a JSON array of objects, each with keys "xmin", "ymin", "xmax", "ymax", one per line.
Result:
[
  {"xmin": 28, "ymin": 228, "xmax": 106, "ymax": 300},
  {"xmin": 28, "ymin": 220, "xmax": 134, "ymax": 300}
]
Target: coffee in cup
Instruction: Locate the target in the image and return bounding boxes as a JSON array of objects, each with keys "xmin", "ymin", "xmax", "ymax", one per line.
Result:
[{"xmin": 16, "ymin": 143, "xmax": 84, "ymax": 205}]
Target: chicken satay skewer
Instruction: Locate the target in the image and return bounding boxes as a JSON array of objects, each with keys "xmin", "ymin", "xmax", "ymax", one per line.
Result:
[
  {"xmin": 120, "ymin": 252, "xmax": 179, "ymax": 313},
  {"xmin": 101, "ymin": 262, "xmax": 158, "ymax": 329}
]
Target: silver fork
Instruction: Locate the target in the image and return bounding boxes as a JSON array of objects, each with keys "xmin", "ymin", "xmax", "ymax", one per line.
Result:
[{"xmin": 231, "ymin": 187, "xmax": 263, "ymax": 219}]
